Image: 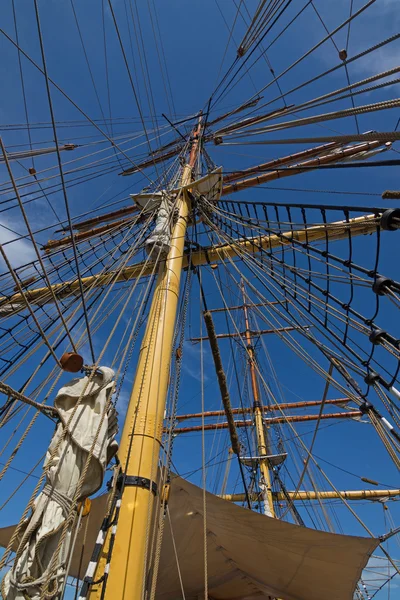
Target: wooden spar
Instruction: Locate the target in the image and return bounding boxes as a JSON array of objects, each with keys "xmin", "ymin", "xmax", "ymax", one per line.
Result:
[
  {"xmin": 190, "ymin": 325, "xmax": 309, "ymax": 343},
  {"xmin": 170, "ymin": 411, "xmax": 363, "ymax": 433},
  {"xmin": 56, "ymin": 205, "xmax": 139, "ymax": 233},
  {"xmin": 207, "ymin": 96, "xmax": 263, "ymax": 128},
  {"xmin": 0, "ymin": 213, "xmax": 379, "ymax": 310},
  {"xmin": 51, "ymin": 138, "xmax": 382, "ymax": 237},
  {"xmin": 223, "ymin": 141, "xmax": 339, "ymax": 183},
  {"xmin": 220, "ymin": 489, "xmax": 400, "ymax": 502},
  {"xmin": 111, "ymin": 97, "xmax": 260, "ymax": 178},
  {"xmin": 52, "ymin": 142, "xmax": 344, "ymax": 236},
  {"xmin": 212, "ymin": 105, "xmax": 290, "ymax": 135},
  {"xmin": 50, "ymin": 140, "xmax": 381, "ymax": 241},
  {"xmin": 203, "ymin": 311, "xmax": 241, "ymax": 454},
  {"xmin": 221, "ymin": 140, "xmax": 384, "ymax": 195},
  {"xmin": 43, "ymin": 216, "xmax": 140, "ymax": 251},
  {"xmin": 0, "ymin": 143, "xmax": 76, "ymax": 163},
  {"xmin": 119, "ymin": 145, "xmax": 182, "ymax": 176},
  {"xmin": 208, "ymin": 301, "xmax": 281, "ymax": 312},
  {"xmin": 174, "ymin": 398, "xmax": 353, "ymax": 421},
  {"xmin": 97, "ymin": 117, "xmax": 202, "ymax": 600},
  {"xmin": 45, "ymin": 140, "xmax": 384, "ymax": 248},
  {"xmin": 240, "ymin": 280, "xmax": 275, "ymax": 517}
]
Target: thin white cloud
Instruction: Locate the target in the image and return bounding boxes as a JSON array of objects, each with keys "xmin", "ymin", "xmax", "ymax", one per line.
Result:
[
  {"xmin": 354, "ymin": 44, "xmax": 400, "ymax": 77},
  {"xmin": 312, "ymin": 0, "xmax": 400, "ymax": 79},
  {"xmin": 115, "ymin": 390, "xmax": 129, "ymax": 415},
  {"xmin": 347, "ymin": 0, "xmax": 400, "ymax": 76},
  {"xmin": 362, "ymin": 555, "xmax": 399, "ymax": 591},
  {"xmin": 181, "ymin": 341, "xmax": 211, "ymax": 383},
  {"xmin": 0, "ymin": 219, "xmax": 36, "ymax": 272}
]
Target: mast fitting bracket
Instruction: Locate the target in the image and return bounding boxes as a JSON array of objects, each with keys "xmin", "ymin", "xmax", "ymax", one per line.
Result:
[{"xmin": 118, "ymin": 475, "xmax": 158, "ymax": 496}]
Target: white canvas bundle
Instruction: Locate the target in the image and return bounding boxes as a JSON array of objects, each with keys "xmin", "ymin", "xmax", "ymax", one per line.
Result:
[
  {"xmin": 145, "ymin": 193, "xmax": 176, "ymax": 259},
  {"xmin": 2, "ymin": 367, "xmax": 118, "ymax": 600}
]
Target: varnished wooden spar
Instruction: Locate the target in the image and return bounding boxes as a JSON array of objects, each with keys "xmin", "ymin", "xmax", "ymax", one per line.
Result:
[
  {"xmin": 213, "ymin": 105, "xmax": 292, "ymax": 136},
  {"xmin": 222, "ymin": 140, "xmax": 385, "ymax": 195},
  {"xmin": 119, "ymin": 145, "xmax": 182, "ymax": 176},
  {"xmin": 173, "ymin": 398, "xmax": 353, "ymax": 421},
  {"xmin": 116, "ymin": 97, "xmax": 263, "ymax": 176},
  {"xmin": 43, "ymin": 216, "xmax": 139, "ymax": 252},
  {"xmin": 43, "ymin": 141, "xmax": 381, "ymax": 250},
  {"xmin": 220, "ymin": 489, "xmax": 400, "ymax": 502},
  {"xmin": 0, "ymin": 143, "xmax": 77, "ymax": 163},
  {"xmin": 223, "ymin": 141, "xmax": 340, "ymax": 183},
  {"xmin": 0, "ymin": 213, "xmax": 380, "ymax": 310},
  {"xmin": 206, "ymin": 96, "xmax": 262, "ymax": 128},
  {"xmin": 56, "ymin": 205, "xmax": 140, "ymax": 233},
  {"xmin": 207, "ymin": 301, "xmax": 281, "ymax": 312},
  {"xmin": 46, "ymin": 205, "xmax": 143, "ymax": 251},
  {"xmin": 190, "ymin": 325, "xmax": 309, "ymax": 342},
  {"xmin": 169, "ymin": 411, "xmax": 363, "ymax": 433}
]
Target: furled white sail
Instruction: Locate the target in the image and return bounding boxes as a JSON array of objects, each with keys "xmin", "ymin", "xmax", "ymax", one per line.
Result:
[
  {"xmin": 145, "ymin": 193, "xmax": 176, "ymax": 258},
  {"xmin": 1, "ymin": 367, "xmax": 118, "ymax": 600}
]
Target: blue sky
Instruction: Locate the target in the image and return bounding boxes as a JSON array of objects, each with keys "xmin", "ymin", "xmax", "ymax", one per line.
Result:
[{"xmin": 0, "ymin": 0, "xmax": 399, "ymax": 597}]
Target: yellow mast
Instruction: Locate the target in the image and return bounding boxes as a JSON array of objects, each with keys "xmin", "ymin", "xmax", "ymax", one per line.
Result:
[
  {"xmin": 241, "ymin": 280, "xmax": 275, "ymax": 517},
  {"xmin": 98, "ymin": 118, "xmax": 202, "ymax": 600}
]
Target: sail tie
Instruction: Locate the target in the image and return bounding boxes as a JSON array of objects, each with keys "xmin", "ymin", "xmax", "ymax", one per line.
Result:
[
  {"xmin": 8, "ymin": 570, "xmax": 61, "ymax": 595},
  {"xmin": 41, "ymin": 484, "xmax": 72, "ymax": 518},
  {"xmin": 6, "ymin": 486, "xmax": 74, "ymax": 597}
]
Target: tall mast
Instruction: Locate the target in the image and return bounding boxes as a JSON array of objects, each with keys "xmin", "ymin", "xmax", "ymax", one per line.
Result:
[
  {"xmin": 99, "ymin": 117, "xmax": 202, "ymax": 600},
  {"xmin": 241, "ymin": 279, "xmax": 275, "ymax": 517}
]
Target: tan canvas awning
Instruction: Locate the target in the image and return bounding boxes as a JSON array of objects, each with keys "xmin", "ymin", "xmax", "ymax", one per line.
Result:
[{"xmin": 0, "ymin": 475, "xmax": 378, "ymax": 600}]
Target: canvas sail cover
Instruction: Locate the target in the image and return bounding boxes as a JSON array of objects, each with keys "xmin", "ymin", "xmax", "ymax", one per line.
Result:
[
  {"xmin": 0, "ymin": 473, "xmax": 377, "ymax": 600},
  {"xmin": 1, "ymin": 367, "xmax": 118, "ymax": 599},
  {"xmin": 158, "ymin": 476, "xmax": 378, "ymax": 600},
  {"xmin": 145, "ymin": 192, "xmax": 176, "ymax": 258}
]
